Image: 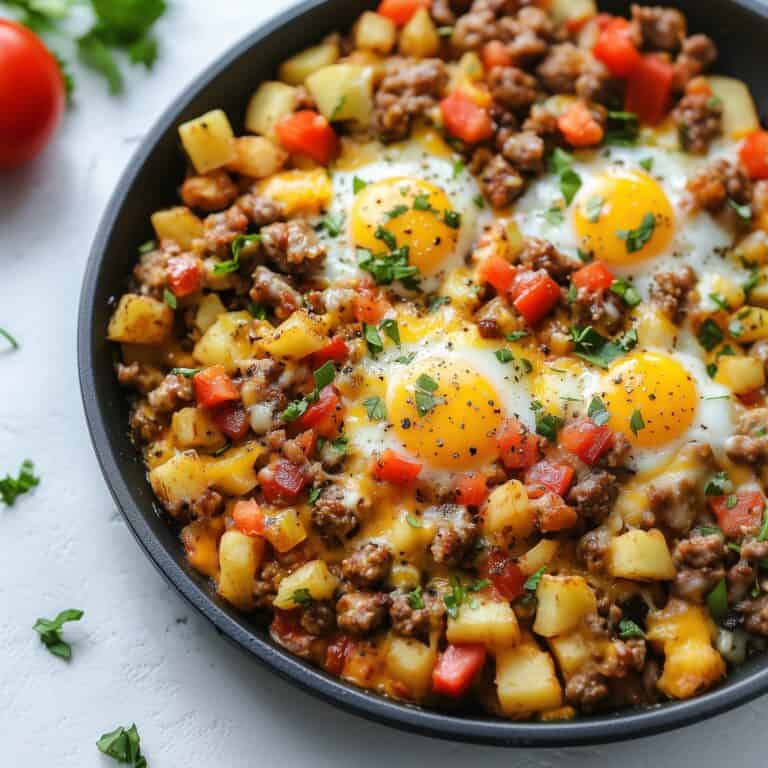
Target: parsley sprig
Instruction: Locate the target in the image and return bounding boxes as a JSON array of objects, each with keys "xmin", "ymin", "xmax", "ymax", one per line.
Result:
[
  {"xmin": 97, "ymin": 723, "xmax": 148, "ymax": 767},
  {"xmin": 414, "ymin": 373, "xmax": 442, "ymax": 416},
  {"xmin": 443, "ymin": 576, "xmax": 490, "ymax": 619},
  {"xmin": 570, "ymin": 325, "xmax": 638, "ymax": 369},
  {"xmin": 282, "ymin": 362, "xmax": 336, "ymax": 422},
  {"xmin": 1, "ymin": 459, "xmax": 40, "ymax": 506},
  {"xmin": 33, "ymin": 608, "xmax": 84, "ymax": 660},
  {"xmin": 213, "ymin": 233, "xmax": 261, "ymax": 275}
]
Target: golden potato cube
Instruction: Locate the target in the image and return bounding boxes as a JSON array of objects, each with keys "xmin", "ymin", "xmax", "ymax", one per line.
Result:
[
  {"xmin": 446, "ymin": 597, "xmax": 520, "ymax": 649},
  {"xmin": 441, "ymin": 266, "xmax": 482, "ymax": 312},
  {"xmin": 273, "ymin": 559, "xmax": 340, "ymax": 609},
  {"xmin": 262, "ymin": 310, "xmax": 327, "ymax": 360},
  {"xmin": 496, "ymin": 641, "xmax": 563, "ymax": 717},
  {"xmin": 172, "ymin": 407, "xmax": 226, "ymax": 451},
  {"xmin": 716, "ymin": 355, "xmax": 765, "ymax": 394},
  {"xmin": 608, "ymin": 528, "xmax": 676, "ymax": 581},
  {"xmin": 518, "ymin": 539, "xmax": 559, "ymax": 576},
  {"xmin": 258, "ymin": 168, "xmax": 333, "ymax": 216},
  {"xmin": 385, "ymin": 635, "xmax": 436, "ymax": 700},
  {"xmin": 178, "ymin": 109, "xmax": 236, "ymax": 173},
  {"xmin": 108, "ymin": 294, "xmax": 174, "ymax": 346},
  {"xmin": 388, "ymin": 563, "xmax": 421, "ymax": 591},
  {"xmin": 217, "ymin": 530, "xmax": 265, "ymax": 610},
  {"xmin": 182, "ymin": 517, "xmax": 225, "ymax": 579},
  {"xmin": 244, "ymin": 81, "xmax": 298, "ymax": 138},
  {"xmin": 730, "ymin": 306, "xmax": 768, "ymax": 341},
  {"xmin": 227, "ymin": 136, "xmax": 288, "ymax": 179},
  {"xmin": 204, "ymin": 441, "xmax": 265, "ymax": 496},
  {"xmin": 305, "ymin": 64, "xmax": 374, "ymax": 127},
  {"xmin": 482, "ymin": 480, "xmax": 535, "ymax": 539},
  {"xmin": 456, "ymin": 51, "xmax": 484, "ymax": 82},
  {"xmin": 636, "ymin": 306, "xmax": 677, "ymax": 349},
  {"xmin": 279, "ymin": 41, "xmax": 340, "ymax": 85},
  {"xmin": 194, "ymin": 293, "xmax": 226, "ymax": 333},
  {"xmin": 533, "ymin": 575, "xmax": 597, "ymax": 638},
  {"xmin": 387, "ymin": 515, "xmax": 435, "ymax": 559},
  {"xmin": 144, "ymin": 436, "xmax": 176, "ymax": 470},
  {"xmin": 354, "ymin": 11, "xmax": 397, "ymax": 54},
  {"xmin": 399, "ymin": 8, "xmax": 440, "ymax": 58},
  {"xmin": 549, "ymin": 0, "xmax": 596, "ymax": 25},
  {"xmin": 708, "ymin": 76, "xmax": 760, "ymax": 139},
  {"xmin": 748, "ymin": 266, "xmax": 768, "ymax": 307},
  {"xmin": 549, "ymin": 630, "xmax": 591, "ymax": 679},
  {"xmin": 708, "ymin": 273, "xmax": 745, "ymax": 311},
  {"xmin": 151, "ymin": 206, "xmax": 204, "ymax": 250},
  {"xmin": 193, "ymin": 311, "xmax": 254, "ymax": 373},
  {"xmin": 264, "ymin": 508, "xmax": 308, "ymax": 553},
  {"xmin": 149, "ymin": 451, "xmax": 209, "ymax": 510}
]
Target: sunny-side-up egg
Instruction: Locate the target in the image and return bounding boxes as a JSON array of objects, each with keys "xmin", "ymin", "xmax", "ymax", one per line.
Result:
[{"xmin": 315, "ymin": 130, "xmax": 491, "ymax": 292}]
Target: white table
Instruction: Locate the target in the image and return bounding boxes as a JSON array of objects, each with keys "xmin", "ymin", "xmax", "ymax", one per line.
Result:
[{"xmin": 1, "ymin": 1, "xmax": 766, "ymax": 764}]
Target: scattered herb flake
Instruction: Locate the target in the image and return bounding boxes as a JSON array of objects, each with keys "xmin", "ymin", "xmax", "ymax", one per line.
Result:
[
  {"xmin": 170, "ymin": 367, "xmax": 201, "ymax": 378},
  {"xmin": 618, "ymin": 618, "xmax": 645, "ymax": 639},
  {"xmin": 33, "ymin": 608, "xmax": 84, "ymax": 660},
  {"xmin": 96, "ymin": 723, "xmax": 147, "ymax": 767},
  {"xmin": 706, "ymin": 578, "xmax": 728, "ymax": 620},
  {"xmin": 586, "ymin": 195, "xmax": 605, "ymax": 223},
  {"xmin": 452, "ymin": 159, "xmax": 465, "ymax": 178},
  {"xmin": 610, "ymin": 277, "xmax": 641, "ymax": 307},
  {"xmin": 505, "ymin": 330, "xmax": 528, "ymax": 341},
  {"xmin": 705, "ymin": 471, "xmax": 731, "ymax": 497},
  {"xmin": 617, "ymin": 212, "xmax": 655, "ymax": 254},
  {"xmin": 406, "ymin": 514, "xmax": 423, "ymax": 529},
  {"xmin": 138, "ymin": 239, "xmax": 156, "ymax": 254},
  {"xmin": 291, "ymin": 588, "xmax": 313, "ymax": 607},
  {"xmin": 213, "ymin": 233, "xmax": 261, "ymax": 275},
  {"xmin": 495, "ymin": 348, "xmax": 514, "ymax": 363},
  {"xmin": 472, "ymin": 194, "xmax": 485, "ymax": 209},
  {"xmin": 629, "ymin": 409, "xmax": 645, "ymax": 436},
  {"xmin": 379, "ymin": 317, "xmax": 400, "ymax": 345},
  {"xmin": 443, "ymin": 210, "xmax": 461, "ymax": 229},
  {"xmin": 560, "ymin": 168, "xmax": 582, "ymax": 206},
  {"xmin": 363, "ymin": 396, "xmax": 387, "ymax": 421},
  {"xmin": 407, "ymin": 585, "xmax": 425, "ymax": 609},
  {"xmin": 375, "ymin": 226, "xmax": 397, "ymax": 250},
  {"xmin": 587, "ymin": 396, "xmax": 610, "ymax": 426},
  {"xmin": 313, "ymin": 361, "xmax": 336, "ymax": 391},
  {"xmin": 728, "ymin": 198, "xmax": 753, "ymax": 220},
  {"xmin": 639, "ymin": 157, "xmax": 654, "ymax": 172},
  {"xmin": 697, "ymin": 318, "xmax": 724, "ymax": 351},
  {"xmin": 0, "ymin": 459, "xmax": 40, "ymax": 506},
  {"xmin": 0, "ymin": 327, "xmax": 19, "ymax": 349},
  {"xmin": 307, "ymin": 486, "xmax": 321, "ymax": 505},
  {"xmin": 162, "ymin": 287, "xmax": 177, "ymax": 309},
  {"xmin": 524, "ymin": 567, "xmax": 545, "ymax": 592},
  {"xmin": 542, "ymin": 206, "xmax": 565, "ymax": 226},
  {"xmin": 321, "ymin": 212, "xmax": 344, "ymax": 236},
  {"xmin": 363, "ymin": 323, "xmax": 384, "ymax": 357},
  {"xmin": 353, "ymin": 176, "xmax": 368, "ymax": 194},
  {"xmin": 428, "ymin": 295, "xmax": 450, "ymax": 312}
]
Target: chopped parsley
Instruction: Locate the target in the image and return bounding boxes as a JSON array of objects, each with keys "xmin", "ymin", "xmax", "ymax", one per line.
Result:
[
  {"xmin": 443, "ymin": 210, "xmax": 461, "ymax": 228},
  {"xmin": 413, "ymin": 193, "xmax": 434, "ymax": 212},
  {"xmin": 415, "ymin": 373, "xmax": 441, "ymax": 416},
  {"xmin": 744, "ymin": 267, "xmax": 760, "ymax": 297},
  {"xmin": 542, "ymin": 206, "xmax": 565, "ymax": 226},
  {"xmin": 605, "ymin": 110, "xmax": 639, "ymax": 146},
  {"xmin": 247, "ymin": 301, "xmax": 269, "ymax": 320},
  {"xmin": 532, "ymin": 401, "xmax": 562, "ymax": 443},
  {"xmin": 307, "ymin": 486, "xmax": 321, "ymax": 505},
  {"xmin": 320, "ymin": 212, "xmax": 344, "ymax": 236},
  {"xmin": 639, "ymin": 157, "xmax": 654, "ymax": 172},
  {"xmin": 618, "ymin": 618, "xmax": 645, "ymax": 639},
  {"xmin": 213, "ymin": 233, "xmax": 261, "ymax": 275},
  {"xmin": 725, "ymin": 494, "xmax": 738, "ymax": 509},
  {"xmin": 363, "ymin": 396, "xmax": 386, "ymax": 421},
  {"xmin": 33, "ymin": 609, "xmax": 84, "ymax": 660},
  {"xmin": 1, "ymin": 459, "xmax": 40, "ymax": 506},
  {"xmin": 379, "ymin": 317, "xmax": 400, "ymax": 345},
  {"xmin": 443, "ymin": 576, "xmax": 490, "ymax": 618},
  {"xmin": 375, "ymin": 226, "xmax": 397, "ymax": 250},
  {"xmin": 587, "ymin": 396, "xmax": 610, "ymax": 426},
  {"xmin": 629, "ymin": 409, "xmax": 645, "ymax": 436},
  {"xmin": 705, "ymin": 471, "xmax": 731, "ymax": 497},
  {"xmin": 610, "ymin": 277, "xmax": 641, "ymax": 307},
  {"xmin": 452, "ymin": 159, "xmax": 466, "ymax": 179},
  {"xmin": 570, "ymin": 325, "xmax": 637, "ymax": 369},
  {"xmin": 407, "ymin": 585, "xmax": 425, "ymax": 609},
  {"xmin": 504, "ymin": 330, "xmax": 528, "ymax": 341},
  {"xmin": 170, "ymin": 367, "xmax": 201, "ymax": 378},
  {"xmin": 162, "ymin": 287, "xmax": 177, "ymax": 309},
  {"xmin": 495, "ymin": 348, "xmax": 514, "ymax": 363},
  {"xmin": 96, "ymin": 723, "xmax": 147, "ymax": 767},
  {"xmin": 291, "ymin": 588, "xmax": 313, "ymax": 607},
  {"xmin": 577, "ymin": 248, "xmax": 592, "ymax": 263},
  {"xmin": 283, "ymin": 362, "xmax": 336, "ymax": 421},
  {"xmin": 428, "ymin": 295, "xmax": 450, "ymax": 312},
  {"xmin": 758, "ymin": 508, "xmax": 768, "ymax": 542},
  {"xmin": 358, "ymin": 247, "xmax": 420, "ymax": 288},
  {"xmin": 524, "ymin": 567, "xmax": 545, "ymax": 592},
  {"xmin": 385, "ymin": 204, "xmax": 409, "ymax": 221},
  {"xmin": 586, "ymin": 195, "xmax": 605, "ymax": 223},
  {"xmin": 363, "ymin": 323, "xmax": 384, "ymax": 357},
  {"xmin": 396, "ymin": 352, "xmax": 417, "ymax": 365},
  {"xmin": 138, "ymin": 239, "xmax": 156, "ymax": 254},
  {"xmin": 709, "ymin": 292, "xmax": 731, "ymax": 311},
  {"xmin": 406, "ymin": 514, "xmax": 423, "ymax": 528},
  {"xmin": 549, "ymin": 147, "xmax": 573, "ymax": 175},
  {"xmin": 728, "ymin": 198, "xmax": 753, "ymax": 220},
  {"xmin": 0, "ymin": 327, "xmax": 19, "ymax": 349},
  {"xmin": 697, "ymin": 318, "xmax": 724, "ymax": 351},
  {"xmin": 617, "ymin": 212, "xmax": 655, "ymax": 254},
  {"xmin": 559, "ymin": 168, "xmax": 582, "ymax": 206},
  {"xmin": 353, "ymin": 176, "xmax": 368, "ymax": 194},
  {"xmin": 314, "ymin": 361, "xmax": 335, "ymax": 390},
  {"xmin": 473, "ymin": 194, "xmax": 485, "ymax": 209},
  {"xmin": 706, "ymin": 578, "xmax": 728, "ymax": 620}
]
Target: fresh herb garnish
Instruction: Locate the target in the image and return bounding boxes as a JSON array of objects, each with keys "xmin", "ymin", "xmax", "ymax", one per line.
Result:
[
  {"xmin": 33, "ymin": 609, "xmax": 84, "ymax": 660},
  {"xmin": 452, "ymin": 159, "xmax": 465, "ymax": 178},
  {"xmin": 504, "ymin": 330, "xmax": 528, "ymax": 342},
  {"xmin": 629, "ymin": 409, "xmax": 645, "ymax": 436},
  {"xmin": 443, "ymin": 210, "xmax": 461, "ymax": 228},
  {"xmin": 618, "ymin": 618, "xmax": 645, "ymax": 639},
  {"xmin": 379, "ymin": 317, "xmax": 400, "ymax": 345},
  {"xmin": 706, "ymin": 578, "xmax": 728, "ymax": 620},
  {"xmin": 560, "ymin": 168, "xmax": 582, "ymax": 206},
  {"xmin": 570, "ymin": 325, "xmax": 637, "ymax": 369},
  {"xmin": 291, "ymin": 588, "xmax": 313, "ymax": 607},
  {"xmin": 725, "ymin": 494, "xmax": 738, "ymax": 509},
  {"xmin": 709, "ymin": 292, "xmax": 731, "ymax": 311},
  {"xmin": 406, "ymin": 514, "xmax": 423, "ymax": 528},
  {"xmin": 744, "ymin": 267, "xmax": 760, "ymax": 297},
  {"xmin": 542, "ymin": 206, "xmax": 565, "ymax": 226},
  {"xmin": 495, "ymin": 349, "xmax": 514, "ymax": 363},
  {"xmin": 705, "ymin": 471, "xmax": 731, "ymax": 497},
  {"xmin": 353, "ymin": 176, "xmax": 368, "ymax": 194},
  {"xmin": 587, "ymin": 396, "xmax": 610, "ymax": 426},
  {"xmin": 758, "ymin": 508, "xmax": 768, "ymax": 542},
  {"xmin": 0, "ymin": 459, "xmax": 40, "ymax": 506},
  {"xmin": 308, "ymin": 486, "xmax": 321, "ymax": 505},
  {"xmin": 138, "ymin": 239, "xmax": 156, "ymax": 254},
  {"xmin": 697, "ymin": 318, "xmax": 724, "ymax": 351},
  {"xmin": 531, "ymin": 401, "xmax": 562, "ymax": 443},
  {"xmin": 358, "ymin": 247, "xmax": 420, "ymax": 288},
  {"xmin": 330, "ymin": 436, "xmax": 348, "ymax": 455},
  {"xmin": 283, "ymin": 362, "xmax": 336, "ymax": 421},
  {"xmin": 586, "ymin": 195, "xmax": 605, "ymax": 223},
  {"xmin": 396, "ymin": 352, "xmax": 417, "ymax": 365},
  {"xmin": 407, "ymin": 585, "xmax": 425, "ymax": 609},
  {"xmin": 313, "ymin": 361, "xmax": 335, "ymax": 390},
  {"xmin": 549, "ymin": 147, "xmax": 573, "ymax": 175},
  {"xmin": 96, "ymin": 723, "xmax": 147, "ymax": 767},
  {"xmin": 415, "ymin": 373, "xmax": 441, "ymax": 416},
  {"xmin": 320, "ymin": 212, "xmax": 344, "ymax": 236},
  {"xmin": 330, "ymin": 95, "xmax": 346, "ymax": 120},
  {"xmin": 0, "ymin": 327, "xmax": 19, "ymax": 349},
  {"xmin": 363, "ymin": 323, "xmax": 384, "ymax": 357},
  {"xmin": 577, "ymin": 248, "xmax": 592, "ymax": 263},
  {"xmin": 375, "ymin": 226, "xmax": 397, "ymax": 250},
  {"xmin": 412, "ymin": 193, "xmax": 434, "ymax": 212},
  {"xmin": 610, "ymin": 277, "xmax": 641, "ymax": 307},
  {"xmin": 428, "ymin": 295, "xmax": 450, "ymax": 312},
  {"xmin": 605, "ymin": 110, "xmax": 639, "ymax": 146},
  {"xmin": 163, "ymin": 287, "xmax": 177, "ymax": 309},
  {"xmin": 385, "ymin": 204, "xmax": 409, "ymax": 221},
  {"xmin": 617, "ymin": 212, "xmax": 655, "ymax": 254},
  {"xmin": 472, "ymin": 194, "xmax": 485, "ymax": 209},
  {"xmin": 443, "ymin": 576, "xmax": 488, "ymax": 618},
  {"xmin": 639, "ymin": 157, "xmax": 654, "ymax": 172},
  {"xmin": 170, "ymin": 367, "xmax": 200, "ymax": 378},
  {"xmin": 524, "ymin": 567, "xmax": 545, "ymax": 592},
  {"xmin": 728, "ymin": 198, "xmax": 753, "ymax": 220},
  {"xmin": 363, "ymin": 396, "xmax": 386, "ymax": 421},
  {"xmin": 213, "ymin": 233, "xmax": 261, "ymax": 275}
]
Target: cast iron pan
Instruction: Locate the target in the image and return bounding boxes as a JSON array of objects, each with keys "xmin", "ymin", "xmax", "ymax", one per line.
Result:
[{"xmin": 78, "ymin": 0, "xmax": 768, "ymax": 746}]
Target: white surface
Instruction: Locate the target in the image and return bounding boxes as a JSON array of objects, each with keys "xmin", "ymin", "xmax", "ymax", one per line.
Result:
[{"xmin": 1, "ymin": 1, "xmax": 767, "ymax": 764}]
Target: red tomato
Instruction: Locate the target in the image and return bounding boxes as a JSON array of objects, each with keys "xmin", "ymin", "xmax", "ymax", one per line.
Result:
[
  {"xmin": 560, "ymin": 418, "xmax": 613, "ymax": 465},
  {"xmin": 166, "ymin": 255, "xmax": 202, "ymax": 298},
  {"xmin": 482, "ymin": 41, "xmax": 512, "ymax": 70},
  {"xmin": 624, "ymin": 54, "xmax": 674, "ymax": 125},
  {"xmin": 740, "ymin": 131, "xmax": 768, "ymax": 180},
  {"xmin": 558, "ymin": 101, "xmax": 605, "ymax": 148},
  {"xmin": 477, "ymin": 254, "xmax": 516, "ymax": 294},
  {"xmin": 0, "ymin": 20, "xmax": 65, "ymax": 169},
  {"xmin": 372, "ymin": 449, "xmax": 422, "ymax": 484},
  {"xmin": 455, "ymin": 473, "xmax": 489, "ymax": 507},
  {"xmin": 275, "ymin": 110, "xmax": 338, "ymax": 164},
  {"xmin": 513, "ymin": 272, "xmax": 561, "ymax": 325},
  {"xmin": 496, "ymin": 417, "xmax": 540, "ymax": 470},
  {"xmin": 572, "ymin": 260, "xmax": 614, "ymax": 292},
  {"xmin": 259, "ymin": 459, "xmax": 308, "ymax": 504},
  {"xmin": 432, "ymin": 644, "xmax": 487, "ymax": 697},
  {"xmin": 232, "ymin": 499, "xmax": 265, "ymax": 537},
  {"xmin": 378, "ymin": 0, "xmax": 430, "ymax": 26},
  {"xmin": 486, "ymin": 549, "xmax": 525, "ymax": 601},
  {"xmin": 525, "ymin": 460, "xmax": 575, "ymax": 497},
  {"xmin": 440, "ymin": 90, "xmax": 493, "ymax": 144},
  {"xmin": 211, "ymin": 402, "xmax": 250, "ymax": 441},
  {"xmin": 353, "ymin": 290, "xmax": 391, "ymax": 324},
  {"xmin": 592, "ymin": 17, "xmax": 641, "ymax": 77},
  {"xmin": 193, "ymin": 366, "xmax": 240, "ymax": 409},
  {"xmin": 710, "ymin": 491, "xmax": 765, "ymax": 537},
  {"xmin": 325, "ymin": 634, "xmax": 355, "ymax": 676},
  {"xmin": 309, "ymin": 336, "xmax": 349, "ymax": 367},
  {"xmin": 295, "ymin": 385, "xmax": 342, "ymax": 438},
  {"xmin": 270, "ymin": 609, "xmax": 313, "ymax": 645}
]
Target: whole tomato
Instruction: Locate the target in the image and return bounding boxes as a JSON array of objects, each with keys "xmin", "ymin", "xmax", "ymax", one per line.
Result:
[{"xmin": 0, "ymin": 20, "xmax": 65, "ymax": 169}]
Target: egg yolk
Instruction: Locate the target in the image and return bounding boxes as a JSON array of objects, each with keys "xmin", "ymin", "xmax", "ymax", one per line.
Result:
[
  {"xmin": 600, "ymin": 351, "xmax": 697, "ymax": 449},
  {"xmin": 387, "ymin": 358, "xmax": 502, "ymax": 470},
  {"xmin": 573, "ymin": 169, "xmax": 674, "ymax": 265},
  {"xmin": 351, "ymin": 177, "xmax": 459, "ymax": 275}
]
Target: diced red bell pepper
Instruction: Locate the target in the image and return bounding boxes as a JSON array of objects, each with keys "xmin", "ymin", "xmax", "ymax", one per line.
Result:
[
  {"xmin": 325, "ymin": 634, "xmax": 355, "ymax": 676},
  {"xmin": 513, "ymin": 272, "xmax": 561, "ymax": 325},
  {"xmin": 211, "ymin": 402, "xmax": 250, "ymax": 441},
  {"xmin": 572, "ymin": 260, "xmax": 614, "ymax": 292},
  {"xmin": 258, "ymin": 459, "xmax": 308, "ymax": 504},
  {"xmin": 738, "ymin": 389, "xmax": 764, "ymax": 407},
  {"xmin": 440, "ymin": 90, "xmax": 493, "ymax": 144},
  {"xmin": 193, "ymin": 365, "xmax": 240, "ymax": 409},
  {"xmin": 275, "ymin": 110, "xmax": 339, "ymax": 165},
  {"xmin": 710, "ymin": 491, "xmax": 766, "ymax": 537},
  {"xmin": 232, "ymin": 499, "xmax": 265, "ymax": 537},
  {"xmin": 432, "ymin": 643, "xmax": 487, "ymax": 697},
  {"xmin": 166, "ymin": 254, "xmax": 202, "ymax": 297},
  {"xmin": 624, "ymin": 53, "xmax": 674, "ymax": 126},
  {"xmin": 740, "ymin": 131, "xmax": 768, "ymax": 180},
  {"xmin": 525, "ymin": 460, "xmax": 575, "ymax": 497},
  {"xmin": 372, "ymin": 449, "xmax": 422, "ymax": 484},
  {"xmin": 310, "ymin": 336, "xmax": 349, "ymax": 367},
  {"xmin": 482, "ymin": 40, "xmax": 512, "ymax": 70},
  {"xmin": 558, "ymin": 101, "xmax": 605, "ymax": 148},
  {"xmin": 377, "ymin": 0, "xmax": 430, "ymax": 26},
  {"xmin": 455, "ymin": 473, "xmax": 489, "ymax": 507},
  {"xmin": 560, "ymin": 418, "xmax": 613, "ymax": 465},
  {"xmin": 271, "ymin": 609, "xmax": 313, "ymax": 646},
  {"xmin": 295, "ymin": 385, "xmax": 342, "ymax": 438},
  {"xmin": 537, "ymin": 491, "xmax": 579, "ymax": 532},
  {"xmin": 496, "ymin": 417, "xmax": 540, "ymax": 470},
  {"xmin": 353, "ymin": 289, "xmax": 391, "ymax": 324},
  {"xmin": 486, "ymin": 549, "xmax": 525, "ymax": 601},
  {"xmin": 593, "ymin": 17, "xmax": 642, "ymax": 77},
  {"xmin": 477, "ymin": 254, "xmax": 516, "ymax": 294}
]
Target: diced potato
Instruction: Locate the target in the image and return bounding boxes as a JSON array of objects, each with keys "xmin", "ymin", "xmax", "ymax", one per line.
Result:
[
  {"xmin": 151, "ymin": 206, "xmax": 204, "ymax": 250},
  {"xmin": 608, "ymin": 528, "xmax": 676, "ymax": 581},
  {"xmin": 273, "ymin": 559, "xmax": 340, "ymax": 609},
  {"xmin": 354, "ymin": 11, "xmax": 397, "ymax": 54},
  {"xmin": 217, "ymin": 530, "xmax": 265, "ymax": 610},
  {"xmin": 262, "ymin": 310, "xmax": 327, "ymax": 359},
  {"xmin": 149, "ymin": 451, "xmax": 209, "ymax": 510},
  {"xmin": 387, "ymin": 516, "xmax": 435, "ymax": 559},
  {"xmin": 496, "ymin": 640, "xmax": 563, "ymax": 717},
  {"xmin": 729, "ymin": 306, "xmax": 768, "ymax": 342},
  {"xmin": 264, "ymin": 508, "xmax": 308, "ymax": 553},
  {"xmin": 203, "ymin": 441, "xmax": 265, "ymax": 496},
  {"xmin": 456, "ymin": 51, "xmax": 484, "ymax": 83},
  {"xmin": 172, "ymin": 407, "xmax": 226, "ymax": 451},
  {"xmin": 399, "ymin": 8, "xmax": 439, "ymax": 59},
  {"xmin": 440, "ymin": 266, "xmax": 482, "ymax": 312},
  {"xmin": 708, "ymin": 76, "xmax": 760, "ymax": 139},
  {"xmin": 734, "ymin": 230, "xmax": 768, "ymax": 267},
  {"xmin": 482, "ymin": 480, "xmax": 535, "ymax": 539},
  {"xmin": 716, "ymin": 355, "xmax": 766, "ymax": 393},
  {"xmin": 341, "ymin": 50, "xmax": 388, "ymax": 82},
  {"xmin": 549, "ymin": 630, "xmax": 591, "ymax": 678},
  {"xmin": 144, "ymin": 436, "xmax": 176, "ymax": 470},
  {"xmin": 446, "ymin": 596, "xmax": 520, "ymax": 649},
  {"xmin": 178, "ymin": 109, "xmax": 236, "ymax": 173},
  {"xmin": 244, "ymin": 81, "xmax": 298, "ymax": 138},
  {"xmin": 748, "ymin": 266, "xmax": 768, "ymax": 307},
  {"xmin": 194, "ymin": 293, "xmax": 226, "ymax": 333},
  {"xmin": 193, "ymin": 311, "xmax": 254, "ymax": 373},
  {"xmin": 385, "ymin": 635, "xmax": 436, "ymax": 700},
  {"xmin": 181, "ymin": 517, "xmax": 225, "ymax": 578},
  {"xmin": 647, "ymin": 599, "xmax": 725, "ymax": 699},
  {"xmin": 388, "ymin": 563, "xmax": 421, "ymax": 590},
  {"xmin": 549, "ymin": 0, "xmax": 596, "ymax": 25},
  {"xmin": 708, "ymin": 273, "xmax": 745, "ymax": 311},
  {"xmin": 305, "ymin": 64, "xmax": 374, "ymax": 127},
  {"xmin": 518, "ymin": 539, "xmax": 560, "ymax": 576},
  {"xmin": 108, "ymin": 294, "xmax": 174, "ymax": 346},
  {"xmin": 279, "ymin": 41, "xmax": 340, "ymax": 85},
  {"xmin": 227, "ymin": 136, "xmax": 288, "ymax": 178},
  {"xmin": 258, "ymin": 168, "xmax": 333, "ymax": 216},
  {"xmin": 533, "ymin": 575, "xmax": 597, "ymax": 638}
]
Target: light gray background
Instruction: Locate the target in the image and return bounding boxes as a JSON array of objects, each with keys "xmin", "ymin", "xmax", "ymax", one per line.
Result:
[{"xmin": 1, "ymin": 0, "xmax": 766, "ymax": 764}]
